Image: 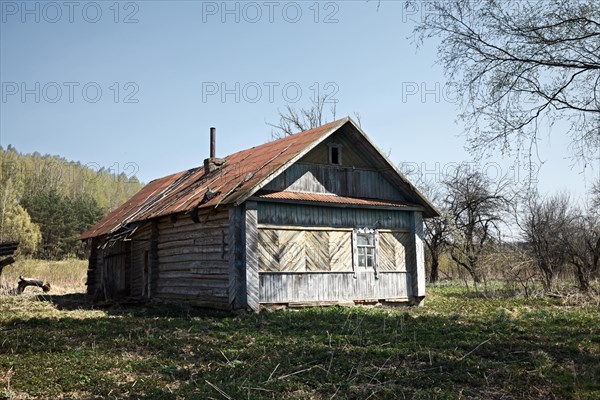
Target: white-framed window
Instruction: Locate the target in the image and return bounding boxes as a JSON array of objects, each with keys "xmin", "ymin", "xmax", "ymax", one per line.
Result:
[
  {"xmin": 328, "ymin": 143, "xmax": 343, "ymax": 165},
  {"xmin": 353, "ymin": 228, "xmax": 379, "ymax": 276}
]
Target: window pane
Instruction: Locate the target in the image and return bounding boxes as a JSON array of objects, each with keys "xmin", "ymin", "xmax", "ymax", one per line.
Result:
[
  {"xmin": 367, "ymin": 255, "xmax": 373, "ymax": 267},
  {"xmin": 357, "ymin": 234, "xmax": 368, "ymax": 246},
  {"xmin": 358, "ymin": 255, "xmax": 365, "ymax": 267},
  {"xmin": 358, "ymin": 233, "xmax": 374, "ymax": 246}
]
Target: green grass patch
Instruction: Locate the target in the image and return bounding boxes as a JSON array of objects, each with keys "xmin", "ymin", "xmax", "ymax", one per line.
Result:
[{"xmin": 0, "ymin": 285, "xmax": 598, "ymax": 399}]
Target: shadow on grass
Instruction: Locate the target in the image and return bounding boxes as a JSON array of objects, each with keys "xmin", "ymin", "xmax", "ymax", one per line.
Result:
[
  {"xmin": 34, "ymin": 292, "xmax": 231, "ymax": 319},
  {"xmin": 2, "ymin": 293, "xmax": 596, "ymax": 399}
]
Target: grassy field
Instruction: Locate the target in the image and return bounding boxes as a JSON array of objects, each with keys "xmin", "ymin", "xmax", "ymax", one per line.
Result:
[{"xmin": 1, "ymin": 280, "xmax": 598, "ymax": 400}]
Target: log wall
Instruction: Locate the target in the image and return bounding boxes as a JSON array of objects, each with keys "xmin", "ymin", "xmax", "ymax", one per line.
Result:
[{"xmin": 154, "ymin": 208, "xmax": 231, "ymax": 309}]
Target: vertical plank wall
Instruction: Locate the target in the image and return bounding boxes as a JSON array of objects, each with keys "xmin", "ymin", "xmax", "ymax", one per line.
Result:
[
  {"xmin": 130, "ymin": 224, "xmax": 151, "ymax": 298},
  {"xmin": 412, "ymin": 212, "xmax": 426, "ymax": 298},
  {"xmin": 92, "ymin": 240, "xmax": 129, "ymax": 300},
  {"xmin": 263, "ymin": 163, "xmax": 406, "ymax": 201}
]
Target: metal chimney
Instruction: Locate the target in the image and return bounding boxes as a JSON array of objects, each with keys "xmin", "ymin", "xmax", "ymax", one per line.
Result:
[
  {"xmin": 210, "ymin": 127, "xmax": 216, "ymax": 158},
  {"xmin": 204, "ymin": 127, "xmax": 225, "ymax": 175}
]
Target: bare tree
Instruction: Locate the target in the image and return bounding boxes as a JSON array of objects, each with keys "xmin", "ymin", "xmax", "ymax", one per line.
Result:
[
  {"xmin": 425, "ymin": 207, "xmax": 449, "ymax": 283},
  {"xmin": 443, "ymin": 165, "xmax": 510, "ymax": 282},
  {"xmin": 413, "ymin": 0, "xmax": 600, "ymax": 164},
  {"xmin": 409, "ymin": 177, "xmax": 449, "ymax": 283},
  {"xmin": 564, "ymin": 204, "xmax": 600, "ymax": 292},
  {"xmin": 267, "ymin": 96, "xmax": 338, "ymax": 138},
  {"xmin": 267, "ymin": 96, "xmax": 364, "ymax": 138},
  {"xmin": 592, "ymin": 179, "xmax": 600, "ymax": 209},
  {"xmin": 518, "ymin": 192, "xmax": 572, "ymax": 290}
]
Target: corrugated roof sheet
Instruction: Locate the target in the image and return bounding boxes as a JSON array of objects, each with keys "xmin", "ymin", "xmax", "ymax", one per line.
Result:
[
  {"xmin": 255, "ymin": 192, "xmax": 410, "ymax": 208},
  {"xmin": 80, "ymin": 118, "xmax": 347, "ymax": 239}
]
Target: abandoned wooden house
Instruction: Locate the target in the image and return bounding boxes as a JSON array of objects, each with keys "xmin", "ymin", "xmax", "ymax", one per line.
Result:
[{"xmin": 80, "ymin": 117, "xmax": 439, "ymax": 311}]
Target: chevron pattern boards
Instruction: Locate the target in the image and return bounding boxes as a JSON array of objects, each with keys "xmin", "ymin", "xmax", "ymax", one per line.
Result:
[
  {"xmin": 258, "ymin": 228, "xmax": 353, "ymax": 272},
  {"xmin": 379, "ymin": 231, "xmax": 410, "ymax": 271}
]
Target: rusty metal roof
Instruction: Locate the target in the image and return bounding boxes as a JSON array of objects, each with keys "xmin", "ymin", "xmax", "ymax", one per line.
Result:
[
  {"xmin": 80, "ymin": 117, "xmax": 440, "ymax": 240},
  {"xmin": 80, "ymin": 118, "xmax": 348, "ymax": 239},
  {"xmin": 255, "ymin": 192, "xmax": 411, "ymax": 208}
]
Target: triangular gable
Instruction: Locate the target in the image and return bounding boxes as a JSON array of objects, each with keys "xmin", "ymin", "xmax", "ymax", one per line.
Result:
[{"xmin": 229, "ymin": 118, "xmax": 439, "ymax": 217}]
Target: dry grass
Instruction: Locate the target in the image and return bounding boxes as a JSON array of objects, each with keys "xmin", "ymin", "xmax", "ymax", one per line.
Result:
[{"xmin": 0, "ymin": 258, "xmax": 87, "ymax": 295}]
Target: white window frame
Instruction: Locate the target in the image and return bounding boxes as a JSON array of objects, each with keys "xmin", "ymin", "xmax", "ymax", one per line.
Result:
[{"xmin": 352, "ymin": 228, "xmax": 379, "ymax": 278}]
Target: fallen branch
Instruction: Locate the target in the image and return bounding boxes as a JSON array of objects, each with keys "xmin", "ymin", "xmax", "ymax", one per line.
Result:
[
  {"xmin": 458, "ymin": 337, "xmax": 492, "ymax": 361},
  {"xmin": 17, "ymin": 276, "xmax": 51, "ymax": 294},
  {"xmin": 205, "ymin": 380, "xmax": 232, "ymax": 400},
  {"xmin": 276, "ymin": 365, "xmax": 323, "ymax": 381}
]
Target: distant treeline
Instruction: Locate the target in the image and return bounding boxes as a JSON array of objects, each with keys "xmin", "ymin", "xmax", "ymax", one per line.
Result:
[{"xmin": 0, "ymin": 145, "xmax": 143, "ymax": 259}]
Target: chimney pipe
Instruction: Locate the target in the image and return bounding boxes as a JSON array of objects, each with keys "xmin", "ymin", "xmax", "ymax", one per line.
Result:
[
  {"xmin": 204, "ymin": 127, "xmax": 225, "ymax": 174},
  {"xmin": 210, "ymin": 127, "xmax": 216, "ymax": 158}
]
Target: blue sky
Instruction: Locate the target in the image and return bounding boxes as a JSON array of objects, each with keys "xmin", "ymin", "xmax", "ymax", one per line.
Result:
[{"xmin": 1, "ymin": 0, "xmax": 597, "ymax": 201}]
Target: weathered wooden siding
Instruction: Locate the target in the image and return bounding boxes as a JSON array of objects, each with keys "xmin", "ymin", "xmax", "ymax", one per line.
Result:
[
  {"xmin": 130, "ymin": 224, "xmax": 151, "ymax": 298},
  {"xmin": 86, "ymin": 238, "xmax": 99, "ymax": 296},
  {"xmin": 259, "ymin": 272, "xmax": 411, "ymax": 303},
  {"xmin": 245, "ymin": 202, "xmax": 260, "ymax": 312},
  {"xmin": 263, "ymin": 163, "xmax": 405, "ymax": 201},
  {"xmin": 92, "ymin": 240, "xmax": 129, "ymax": 300},
  {"xmin": 378, "ymin": 231, "xmax": 412, "ymax": 272},
  {"xmin": 255, "ymin": 202, "xmax": 416, "ymax": 304},
  {"xmin": 413, "ymin": 212, "xmax": 426, "ymax": 298},
  {"xmin": 228, "ymin": 206, "xmax": 245, "ymax": 309},
  {"xmin": 154, "ymin": 209, "xmax": 231, "ymax": 309},
  {"xmin": 258, "ymin": 228, "xmax": 352, "ymax": 272},
  {"xmin": 299, "ymin": 129, "xmax": 373, "ymax": 169},
  {"xmin": 257, "ymin": 202, "xmax": 412, "ymax": 229}
]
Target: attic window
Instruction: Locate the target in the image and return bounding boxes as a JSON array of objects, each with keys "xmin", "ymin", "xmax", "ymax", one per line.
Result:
[{"xmin": 328, "ymin": 143, "xmax": 342, "ymax": 165}]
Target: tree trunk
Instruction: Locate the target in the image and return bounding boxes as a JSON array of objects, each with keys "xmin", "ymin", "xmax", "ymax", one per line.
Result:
[
  {"xmin": 429, "ymin": 255, "xmax": 439, "ymax": 283},
  {"xmin": 470, "ymin": 270, "xmax": 482, "ymax": 283},
  {"xmin": 574, "ymin": 263, "xmax": 590, "ymax": 293}
]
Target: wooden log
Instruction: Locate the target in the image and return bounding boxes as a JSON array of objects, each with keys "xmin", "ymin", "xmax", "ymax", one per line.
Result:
[
  {"xmin": 159, "ymin": 245, "xmax": 229, "ymax": 258},
  {"xmin": 159, "ymin": 253, "xmax": 227, "ymax": 264},
  {"xmin": 157, "ymin": 238, "xmax": 195, "ymax": 250},
  {"xmin": 159, "ymin": 220, "xmax": 228, "ymax": 235},
  {"xmin": 158, "ymin": 228, "xmax": 228, "ymax": 244},
  {"xmin": 17, "ymin": 276, "xmax": 51, "ymax": 294}
]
